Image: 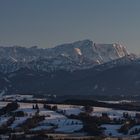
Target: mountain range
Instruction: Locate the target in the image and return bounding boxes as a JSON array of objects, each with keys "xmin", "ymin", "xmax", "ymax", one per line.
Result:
[
  {"xmin": 0, "ymin": 39, "xmax": 129, "ymax": 73},
  {"xmin": 0, "ymin": 39, "xmax": 139, "ymax": 97}
]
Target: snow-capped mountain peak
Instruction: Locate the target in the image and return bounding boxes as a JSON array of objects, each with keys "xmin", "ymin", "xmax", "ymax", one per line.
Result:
[{"xmin": 0, "ymin": 40, "xmax": 133, "ymax": 73}]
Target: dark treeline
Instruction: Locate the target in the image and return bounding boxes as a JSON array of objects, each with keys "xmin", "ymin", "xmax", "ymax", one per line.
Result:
[
  {"xmin": 62, "ymin": 99, "xmax": 140, "ymax": 111},
  {"xmin": 3, "ymin": 98, "xmax": 140, "ymax": 112}
]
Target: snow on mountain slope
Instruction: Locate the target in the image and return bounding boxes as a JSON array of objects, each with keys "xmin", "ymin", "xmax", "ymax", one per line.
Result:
[
  {"xmin": 0, "ymin": 40, "xmax": 130, "ymax": 73},
  {"xmin": 52, "ymin": 40, "xmax": 129, "ymax": 63},
  {"xmin": 92, "ymin": 43, "xmax": 128, "ymax": 62}
]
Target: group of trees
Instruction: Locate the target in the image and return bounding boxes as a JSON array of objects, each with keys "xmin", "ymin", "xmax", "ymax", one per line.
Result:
[
  {"xmin": 79, "ymin": 112, "xmax": 102, "ymax": 135},
  {"xmin": 112, "ymin": 117, "xmax": 124, "ymax": 124},
  {"xmin": 32, "ymin": 104, "xmax": 39, "ymax": 110},
  {"xmin": 68, "ymin": 112, "xmax": 102, "ymax": 135},
  {"xmin": 43, "ymin": 104, "xmax": 58, "ymax": 111},
  {"xmin": 19, "ymin": 115, "xmax": 45, "ymax": 131},
  {"xmin": 0, "ymin": 116, "xmax": 15, "ymax": 134},
  {"xmin": 7, "ymin": 133, "xmax": 100, "ymax": 140},
  {"xmin": 83, "ymin": 105, "xmax": 93, "ymax": 115},
  {"xmin": 0, "ymin": 102, "xmax": 19, "ymax": 116},
  {"xmin": 118, "ymin": 119, "xmax": 136, "ymax": 134},
  {"xmin": 123, "ymin": 112, "xmax": 132, "ymax": 119},
  {"xmin": 129, "ymin": 127, "xmax": 140, "ymax": 135}
]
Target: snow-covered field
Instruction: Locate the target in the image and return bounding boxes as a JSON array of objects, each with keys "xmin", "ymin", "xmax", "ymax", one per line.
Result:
[
  {"xmin": 36, "ymin": 106, "xmax": 83, "ymax": 133},
  {"xmin": 1, "ymin": 101, "xmax": 140, "ymax": 136},
  {"xmin": 0, "ymin": 117, "xmax": 10, "ymax": 126},
  {"xmin": 31, "ymin": 125, "xmax": 53, "ymax": 131},
  {"xmin": 0, "ymin": 101, "xmax": 83, "ymax": 133},
  {"xmin": 99, "ymin": 100, "xmax": 133, "ymax": 104},
  {"xmin": 129, "ymin": 125, "xmax": 140, "ymax": 134},
  {"xmin": 38, "ymin": 118, "xmax": 83, "ymax": 133},
  {"xmin": 101, "ymin": 124, "xmax": 123, "ymax": 137},
  {"xmin": 56, "ymin": 104, "xmax": 82, "ymax": 116},
  {"xmin": 55, "ymin": 124, "xmax": 83, "ymax": 133},
  {"xmin": 102, "ymin": 124, "xmax": 140, "ymax": 137},
  {"xmin": 92, "ymin": 107, "xmax": 139, "ymax": 119},
  {"xmin": 10, "ymin": 117, "xmax": 29, "ymax": 129}
]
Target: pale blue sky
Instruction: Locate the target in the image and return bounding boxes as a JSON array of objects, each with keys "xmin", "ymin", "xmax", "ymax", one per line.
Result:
[{"xmin": 0, "ymin": 0, "xmax": 140, "ymax": 53}]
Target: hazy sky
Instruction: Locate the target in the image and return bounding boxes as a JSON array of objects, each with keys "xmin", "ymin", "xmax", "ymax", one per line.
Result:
[{"xmin": 0, "ymin": 0, "xmax": 140, "ymax": 53}]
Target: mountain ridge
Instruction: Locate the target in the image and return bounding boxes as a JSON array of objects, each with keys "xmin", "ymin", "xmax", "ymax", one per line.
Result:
[
  {"xmin": 0, "ymin": 39, "xmax": 139, "ymax": 96},
  {"xmin": 0, "ymin": 39, "xmax": 131, "ymax": 73}
]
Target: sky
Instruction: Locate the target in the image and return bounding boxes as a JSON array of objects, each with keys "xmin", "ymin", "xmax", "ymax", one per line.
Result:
[{"xmin": 0, "ymin": 0, "xmax": 140, "ymax": 53}]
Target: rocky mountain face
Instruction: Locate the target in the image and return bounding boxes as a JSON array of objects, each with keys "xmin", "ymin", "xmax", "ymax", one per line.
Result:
[
  {"xmin": 0, "ymin": 40, "xmax": 129, "ymax": 73},
  {"xmin": 0, "ymin": 39, "xmax": 139, "ymax": 96}
]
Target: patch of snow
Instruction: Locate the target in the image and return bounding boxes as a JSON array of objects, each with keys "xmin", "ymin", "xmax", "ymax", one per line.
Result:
[
  {"xmin": 74, "ymin": 48, "xmax": 82, "ymax": 56},
  {"xmin": 0, "ymin": 117, "xmax": 10, "ymax": 126},
  {"xmin": 101, "ymin": 124, "xmax": 122, "ymax": 136},
  {"xmin": 55, "ymin": 124, "xmax": 83, "ymax": 133},
  {"xmin": 31, "ymin": 125, "xmax": 53, "ymax": 131},
  {"xmin": 9, "ymin": 56, "xmax": 18, "ymax": 62},
  {"xmin": 129, "ymin": 125, "xmax": 140, "ymax": 135},
  {"xmin": 92, "ymin": 107, "xmax": 138, "ymax": 119},
  {"xmin": 57, "ymin": 105, "xmax": 82, "ymax": 116},
  {"xmin": 10, "ymin": 117, "xmax": 29, "ymax": 129}
]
